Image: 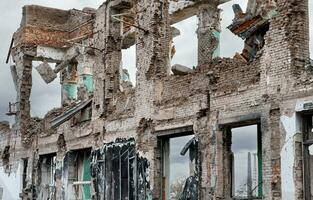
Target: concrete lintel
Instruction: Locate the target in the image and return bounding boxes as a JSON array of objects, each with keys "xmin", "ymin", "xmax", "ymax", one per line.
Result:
[
  {"xmin": 170, "ymin": 0, "xmax": 223, "ymax": 25},
  {"xmin": 35, "ymin": 46, "xmax": 66, "ymax": 63},
  {"xmin": 170, "ymin": 1, "xmax": 198, "ymax": 25},
  {"xmin": 218, "ymin": 112, "xmax": 261, "ymax": 127},
  {"xmin": 154, "ymin": 125, "xmax": 194, "ymax": 138}
]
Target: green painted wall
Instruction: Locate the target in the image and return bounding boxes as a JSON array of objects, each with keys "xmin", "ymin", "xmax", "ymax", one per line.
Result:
[
  {"xmin": 83, "ymin": 74, "xmax": 94, "ymax": 92},
  {"xmin": 83, "ymin": 154, "xmax": 91, "ymax": 200},
  {"xmin": 63, "ymin": 83, "xmax": 78, "ymax": 100},
  {"xmin": 212, "ymin": 30, "xmax": 220, "ymax": 58}
]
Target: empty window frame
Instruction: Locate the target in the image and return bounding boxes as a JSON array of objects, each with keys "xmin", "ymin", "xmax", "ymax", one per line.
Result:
[
  {"xmin": 91, "ymin": 139, "xmax": 150, "ymax": 200},
  {"xmin": 66, "ymin": 149, "xmax": 92, "ymax": 200},
  {"xmin": 171, "ymin": 16, "xmax": 198, "ymax": 70},
  {"xmin": 302, "ymin": 114, "xmax": 313, "ymax": 199},
  {"xmin": 121, "ymin": 45, "xmax": 136, "ymax": 87},
  {"xmin": 121, "ymin": 12, "xmax": 137, "ymax": 87},
  {"xmin": 228, "ymin": 124, "xmax": 262, "ymax": 199},
  {"xmin": 31, "ymin": 61, "xmax": 62, "ymax": 118},
  {"xmin": 22, "ymin": 158, "xmax": 28, "ymax": 190},
  {"xmin": 218, "ymin": 0, "xmax": 246, "ymax": 58},
  {"xmin": 38, "ymin": 153, "xmax": 56, "ymax": 199},
  {"xmin": 161, "ymin": 133, "xmax": 198, "ymax": 200}
]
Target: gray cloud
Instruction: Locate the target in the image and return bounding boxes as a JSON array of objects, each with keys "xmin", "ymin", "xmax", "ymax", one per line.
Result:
[{"xmin": 232, "ymin": 125, "xmax": 258, "ymax": 153}]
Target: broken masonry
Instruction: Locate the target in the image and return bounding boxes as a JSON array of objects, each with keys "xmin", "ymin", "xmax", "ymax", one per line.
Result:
[{"xmin": 0, "ymin": 0, "xmax": 312, "ymax": 199}]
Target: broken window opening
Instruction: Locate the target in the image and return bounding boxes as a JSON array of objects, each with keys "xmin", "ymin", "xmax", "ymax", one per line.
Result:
[
  {"xmin": 38, "ymin": 153, "xmax": 56, "ymax": 199},
  {"xmin": 218, "ymin": 0, "xmax": 246, "ymax": 58},
  {"xmin": 171, "ymin": 16, "xmax": 198, "ymax": 75},
  {"xmin": 227, "ymin": 124, "xmax": 262, "ymax": 199},
  {"xmin": 91, "ymin": 139, "xmax": 150, "ymax": 200},
  {"xmin": 161, "ymin": 133, "xmax": 198, "ymax": 200},
  {"xmin": 121, "ymin": 45, "xmax": 136, "ymax": 88},
  {"xmin": 66, "ymin": 148, "xmax": 92, "ymax": 200},
  {"xmin": 31, "ymin": 61, "xmax": 61, "ymax": 118},
  {"xmin": 220, "ymin": 0, "xmax": 275, "ymax": 62},
  {"xmin": 22, "ymin": 158, "xmax": 28, "ymax": 190}
]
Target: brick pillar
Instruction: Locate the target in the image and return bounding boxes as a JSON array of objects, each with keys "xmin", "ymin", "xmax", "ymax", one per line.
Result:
[
  {"xmin": 92, "ymin": 4, "xmax": 107, "ymax": 119},
  {"xmin": 12, "ymin": 47, "xmax": 33, "ymax": 145},
  {"xmin": 103, "ymin": 6, "xmax": 122, "ymax": 115},
  {"xmin": 197, "ymin": 4, "xmax": 221, "ymax": 66},
  {"xmin": 135, "ymin": 0, "xmax": 171, "ymax": 198}
]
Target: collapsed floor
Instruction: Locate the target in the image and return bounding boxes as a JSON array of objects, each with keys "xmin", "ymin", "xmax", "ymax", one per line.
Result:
[{"xmin": 0, "ymin": 0, "xmax": 313, "ymax": 199}]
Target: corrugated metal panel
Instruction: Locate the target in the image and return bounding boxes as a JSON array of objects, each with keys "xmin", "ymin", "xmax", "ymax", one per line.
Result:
[{"xmin": 50, "ymin": 99, "xmax": 92, "ymax": 129}]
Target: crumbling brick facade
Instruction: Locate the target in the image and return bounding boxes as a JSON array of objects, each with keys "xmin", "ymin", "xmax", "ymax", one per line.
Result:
[{"xmin": 1, "ymin": 0, "xmax": 313, "ymax": 199}]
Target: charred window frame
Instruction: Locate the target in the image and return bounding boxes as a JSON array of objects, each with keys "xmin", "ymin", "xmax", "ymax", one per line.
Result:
[
  {"xmin": 38, "ymin": 153, "xmax": 56, "ymax": 199},
  {"xmin": 302, "ymin": 114, "xmax": 313, "ymax": 200},
  {"xmin": 22, "ymin": 158, "xmax": 28, "ymax": 190},
  {"xmin": 91, "ymin": 139, "xmax": 150, "ymax": 200},
  {"xmin": 157, "ymin": 127, "xmax": 199, "ymax": 200},
  {"xmin": 225, "ymin": 123, "xmax": 262, "ymax": 199}
]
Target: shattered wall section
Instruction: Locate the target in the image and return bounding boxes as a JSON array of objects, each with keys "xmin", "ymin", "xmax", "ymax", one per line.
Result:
[
  {"xmin": 4, "ymin": 0, "xmax": 313, "ymax": 200},
  {"xmin": 15, "ymin": 5, "xmax": 95, "ymax": 48}
]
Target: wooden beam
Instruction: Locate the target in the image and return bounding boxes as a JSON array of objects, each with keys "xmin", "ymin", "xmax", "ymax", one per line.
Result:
[{"xmin": 6, "ymin": 36, "xmax": 14, "ymax": 64}]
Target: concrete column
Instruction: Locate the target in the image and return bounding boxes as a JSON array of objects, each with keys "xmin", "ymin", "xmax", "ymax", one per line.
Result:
[{"xmin": 197, "ymin": 5, "xmax": 221, "ymax": 66}]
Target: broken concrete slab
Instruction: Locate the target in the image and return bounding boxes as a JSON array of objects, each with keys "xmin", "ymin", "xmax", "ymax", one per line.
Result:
[
  {"xmin": 171, "ymin": 64, "xmax": 194, "ymax": 75},
  {"xmin": 35, "ymin": 62, "xmax": 57, "ymax": 84},
  {"xmin": 36, "ymin": 48, "xmax": 80, "ymax": 84}
]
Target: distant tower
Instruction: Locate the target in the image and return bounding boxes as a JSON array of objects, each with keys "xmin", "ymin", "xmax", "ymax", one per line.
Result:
[
  {"xmin": 247, "ymin": 152, "xmax": 252, "ymax": 198},
  {"xmin": 253, "ymin": 153, "xmax": 258, "ymax": 196}
]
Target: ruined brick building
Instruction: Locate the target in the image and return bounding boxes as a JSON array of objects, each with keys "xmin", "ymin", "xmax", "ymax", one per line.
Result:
[{"xmin": 0, "ymin": 0, "xmax": 312, "ymax": 199}]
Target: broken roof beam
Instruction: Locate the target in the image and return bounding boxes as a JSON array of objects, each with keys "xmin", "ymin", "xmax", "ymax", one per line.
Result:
[
  {"xmin": 169, "ymin": 0, "xmax": 231, "ymax": 25},
  {"xmin": 227, "ymin": 2, "xmax": 277, "ymax": 39},
  {"xmin": 35, "ymin": 46, "xmax": 66, "ymax": 63}
]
